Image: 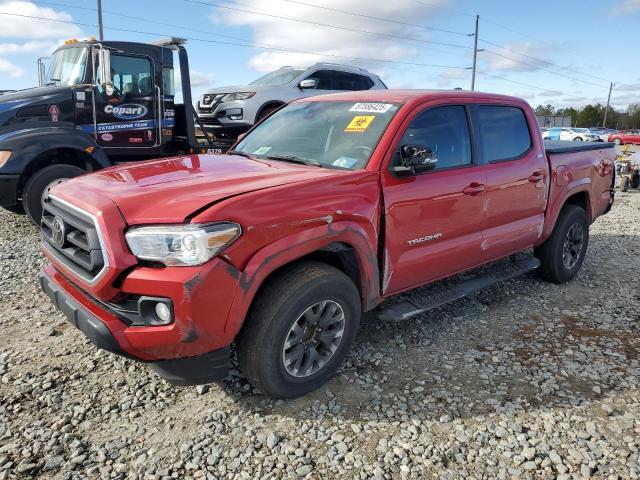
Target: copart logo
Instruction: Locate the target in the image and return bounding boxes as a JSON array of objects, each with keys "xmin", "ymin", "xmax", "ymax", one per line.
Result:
[{"xmin": 105, "ymin": 103, "xmax": 148, "ymax": 120}]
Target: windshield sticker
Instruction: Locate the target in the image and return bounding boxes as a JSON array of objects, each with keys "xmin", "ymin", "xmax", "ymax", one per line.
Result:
[
  {"xmin": 333, "ymin": 156, "xmax": 360, "ymax": 168},
  {"xmin": 345, "ymin": 115, "xmax": 375, "ymax": 133},
  {"xmin": 253, "ymin": 146, "xmax": 272, "ymax": 155},
  {"xmin": 349, "ymin": 103, "xmax": 393, "ymax": 114}
]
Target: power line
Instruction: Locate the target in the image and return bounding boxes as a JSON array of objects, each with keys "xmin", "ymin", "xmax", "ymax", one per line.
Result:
[
  {"xmin": 0, "ymin": 11, "xmax": 471, "ymax": 71},
  {"xmin": 479, "ymin": 38, "xmax": 612, "ymax": 84},
  {"xmin": 482, "ymin": 49, "xmax": 610, "ymax": 89},
  {"xmin": 183, "ymin": 0, "xmax": 473, "ymax": 50},
  {"xmin": 276, "ymin": 0, "xmax": 470, "ymax": 37},
  {"xmin": 412, "ymin": 0, "xmax": 476, "ymax": 18}
]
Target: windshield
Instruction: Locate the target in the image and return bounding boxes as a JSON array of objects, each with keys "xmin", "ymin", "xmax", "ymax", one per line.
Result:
[
  {"xmin": 249, "ymin": 68, "xmax": 306, "ymax": 86},
  {"xmin": 234, "ymin": 101, "xmax": 401, "ymax": 170},
  {"xmin": 47, "ymin": 47, "xmax": 88, "ymax": 86}
]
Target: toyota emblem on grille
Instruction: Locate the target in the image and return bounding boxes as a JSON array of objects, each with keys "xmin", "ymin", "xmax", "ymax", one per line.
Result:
[{"xmin": 51, "ymin": 216, "xmax": 66, "ymax": 247}]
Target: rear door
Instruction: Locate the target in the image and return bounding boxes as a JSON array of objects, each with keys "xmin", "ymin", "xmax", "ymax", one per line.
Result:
[
  {"xmin": 381, "ymin": 102, "xmax": 488, "ymax": 295},
  {"xmin": 478, "ymin": 104, "xmax": 548, "ymax": 261}
]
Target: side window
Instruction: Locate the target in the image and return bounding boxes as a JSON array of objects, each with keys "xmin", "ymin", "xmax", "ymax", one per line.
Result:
[
  {"xmin": 304, "ymin": 70, "xmax": 332, "ymax": 90},
  {"xmin": 478, "ymin": 106, "xmax": 532, "ymax": 162},
  {"xmin": 396, "ymin": 105, "xmax": 472, "ymax": 170},
  {"xmin": 329, "ymin": 71, "xmax": 374, "ymax": 91},
  {"xmin": 96, "ymin": 54, "xmax": 153, "ymax": 98}
]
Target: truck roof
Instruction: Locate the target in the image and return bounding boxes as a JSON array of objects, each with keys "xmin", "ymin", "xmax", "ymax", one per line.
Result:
[{"xmin": 297, "ymin": 89, "xmax": 527, "ymax": 105}]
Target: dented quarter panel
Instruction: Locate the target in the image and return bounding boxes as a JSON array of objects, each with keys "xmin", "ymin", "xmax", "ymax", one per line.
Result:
[{"xmin": 540, "ymin": 146, "xmax": 615, "ymax": 241}]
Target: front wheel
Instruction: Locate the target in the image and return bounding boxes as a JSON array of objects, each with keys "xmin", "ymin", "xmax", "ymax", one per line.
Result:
[
  {"xmin": 573, "ymin": 137, "xmax": 583, "ymax": 142},
  {"xmin": 23, "ymin": 164, "xmax": 85, "ymax": 225},
  {"xmin": 238, "ymin": 262, "xmax": 361, "ymax": 398},
  {"xmin": 535, "ymin": 204, "xmax": 589, "ymax": 283},
  {"xmin": 613, "ymin": 138, "xmax": 622, "ymax": 145}
]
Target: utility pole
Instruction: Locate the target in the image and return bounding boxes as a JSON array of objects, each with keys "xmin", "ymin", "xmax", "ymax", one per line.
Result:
[
  {"xmin": 470, "ymin": 15, "xmax": 479, "ymax": 91},
  {"xmin": 97, "ymin": 0, "xmax": 104, "ymax": 41},
  {"xmin": 603, "ymin": 82, "xmax": 614, "ymax": 128}
]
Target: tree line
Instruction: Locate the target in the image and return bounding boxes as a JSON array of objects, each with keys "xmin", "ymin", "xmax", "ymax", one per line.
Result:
[{"xmin": 534, "ymin": 103, "xmax": 640, "ymax": 129}]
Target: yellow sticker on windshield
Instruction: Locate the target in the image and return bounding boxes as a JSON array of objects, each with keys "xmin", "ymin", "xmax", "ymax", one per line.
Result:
[{"xmin": 345, "ymin": 115, "xmax": 375, "ymax": 133}]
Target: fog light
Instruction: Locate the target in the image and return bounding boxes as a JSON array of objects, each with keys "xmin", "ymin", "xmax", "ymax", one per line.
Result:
[
  {"xmin": 155, "ymin": 302, "xmax": 171, "ymax": 323},
  {"xmin": 137, "ymin": 297, "xmax": 174, "ymax": 326},
  {"xmin": 226, "ymin": 108, "xmax": 243, "ymax": 120}
]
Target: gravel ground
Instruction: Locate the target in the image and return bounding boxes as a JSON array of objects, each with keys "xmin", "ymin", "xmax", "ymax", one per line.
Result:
[{"xmin": 1, "ymin": 189, "xmax": 639, "ymax": 480}]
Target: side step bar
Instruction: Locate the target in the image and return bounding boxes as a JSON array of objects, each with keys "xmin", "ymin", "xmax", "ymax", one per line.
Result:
[{"xmin": 376, "ymin": 256, "xmax": 541, "ymax": 322}]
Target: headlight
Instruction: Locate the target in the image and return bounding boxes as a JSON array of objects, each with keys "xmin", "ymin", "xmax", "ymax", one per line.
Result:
[
  {"xmin": 125, "ymin": 222, "xmax": 241, "ymax": 266},
  {"xmin": 221, "ymin": 92, "xmax": 255, "ymax": 102},
  {"xmin": 0, "ymin": 151, "xmax": 11, "ymax": 168}
]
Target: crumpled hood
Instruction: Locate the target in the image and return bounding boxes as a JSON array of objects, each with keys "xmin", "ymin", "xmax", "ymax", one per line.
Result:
[{"xmin": 53, "ymin": 154, "xmax": 345, "ymax": 224}]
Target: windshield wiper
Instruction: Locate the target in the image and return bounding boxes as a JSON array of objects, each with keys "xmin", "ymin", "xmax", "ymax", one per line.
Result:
[
  {"xmin": 266, "ymin": 155, "xmax": 322, "ymax": 167},
  {"xmin": 227, "ymin": 150, "xmax": 253, "ymax": 158}
]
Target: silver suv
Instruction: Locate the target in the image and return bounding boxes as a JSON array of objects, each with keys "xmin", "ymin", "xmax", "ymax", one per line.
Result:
[{"xmin": 196, "ymin": 63, "xmax": 387, "ymax": 138}]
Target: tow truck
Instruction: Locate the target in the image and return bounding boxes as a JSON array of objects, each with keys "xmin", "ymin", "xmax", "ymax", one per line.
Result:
[{"xmin": 0, "ymin": 37, "xmax": 230, "ymax": 223}]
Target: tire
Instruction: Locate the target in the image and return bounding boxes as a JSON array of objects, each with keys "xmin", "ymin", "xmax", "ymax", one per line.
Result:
[
  {"xmin": 256, "ymin": 104, "xmax": 282, "ymax": 122},
  {"xmin": 23, "ymin": 164, "xmax": 85, "ymax": 225},
  {"xmin": 573, "ymin": 137, "xmax": 583, "ymax": 142},
  {"xmin": 534, "ymin": 204, "xmax": 589, "ymax": 283},
  {"xmin": 620, "ymin": 176, "xmax": 630, "ymax": 192},
  {"xmin": 613, "ymin": 138, "xmax": 622, "ymax": 145},
  {"xmin": 237, "ymin": 262, "xmax": 361, "ymax": 398}
]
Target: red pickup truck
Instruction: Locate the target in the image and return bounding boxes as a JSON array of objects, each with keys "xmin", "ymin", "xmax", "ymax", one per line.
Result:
[{"xmin": 38, "ymin": 90, "xmax": 615, "ymax": 398}]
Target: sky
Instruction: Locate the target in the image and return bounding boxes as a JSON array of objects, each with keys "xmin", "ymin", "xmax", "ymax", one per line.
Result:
[{"xmin": 0, "ymin": 0, "xmax": 638, "ymax": 110}]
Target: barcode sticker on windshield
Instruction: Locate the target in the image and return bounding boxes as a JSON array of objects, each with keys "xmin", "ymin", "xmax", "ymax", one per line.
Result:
[{"xmin": 349, "ymin": 103, "xmax": 393, "ymax": 114}]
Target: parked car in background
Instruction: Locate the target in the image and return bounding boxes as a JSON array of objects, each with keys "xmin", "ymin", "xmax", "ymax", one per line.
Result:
[
  {"xmin": 608, "ymin": 129, "xmax": 640, "ymax": 145},
  {"xmin": 542, "ymin": 127, "xmax": 599, "ymax": 142},
  {"xmin": 196, "ymin": 63, "xmax": 387, "ymax": 139},
  {"xmin": 589, "ymin": 127, "xmax": 618, "ymax": 142},
  {"xmin": 39, "ymin": 90, "xmax": 615, "ymax": 398}
]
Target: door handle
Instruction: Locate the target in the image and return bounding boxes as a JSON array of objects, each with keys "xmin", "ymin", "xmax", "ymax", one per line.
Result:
[
  {"xmin": 463, "ymin": 182, "xmax": 486, "ymax": 195},
  {"xmin": 528, "ymin": 170, "xmax": 545, "ymax": 183}
]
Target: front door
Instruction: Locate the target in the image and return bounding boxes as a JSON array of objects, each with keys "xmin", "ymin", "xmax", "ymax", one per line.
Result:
[
  {"xmin": 381, "ymin": 104, "xmax": 488, "ymax": 295},
  {"xmin": 93, "ymin": 52, "xmax": 158, "ymax": 149},
  {"xmin": 478, "ymin": 105, "xmax": 548, "ymax": 261}
]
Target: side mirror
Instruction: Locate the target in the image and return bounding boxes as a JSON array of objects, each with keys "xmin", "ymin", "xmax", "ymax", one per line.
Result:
[
  {"xmin": 298, "ymin": 79, "xmax": 316, "ymax": 90},
  {"xmin": 236, "ymin": 132, "xmax": 247, "ymax": 142},
  {"xmin": 36, "ymin": 57, "xmax": 49, "ymax": 86},
  {"xmin": 97, "ymin": 48, "xmax": 113, "ymax": 94},
  {"xmin": 393, "ymin": 144, "xmax": 438, "ymax": 175}
]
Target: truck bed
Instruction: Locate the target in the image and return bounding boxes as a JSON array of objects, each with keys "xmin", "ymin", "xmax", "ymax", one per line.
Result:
[{"xmin": 544, "ymin": 140, "xmax": 615, "ymax": 154}]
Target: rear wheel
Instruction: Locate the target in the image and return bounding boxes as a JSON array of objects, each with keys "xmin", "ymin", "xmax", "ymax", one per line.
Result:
[
  {"xmin": 238, "ymin": 262, "xmax": 361, "ymax": 398},
  {"xmin": 613, "ymin": 138, "xmax": 622, "ymax": 145},
  {"xmin": 535, "ymin": 204, "xmax": 589, "ymax": 283},
  {"xmin": 573, "ymin": 137, "xmax": 583, "ymax": 142},
  {"xmin": 23, "ymin": 164, "xmax": 85, "ymax": 225}
]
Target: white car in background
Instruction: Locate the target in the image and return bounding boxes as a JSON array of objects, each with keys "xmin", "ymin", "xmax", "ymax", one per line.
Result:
[{"xmin": 542, "ymin": 127, "xmax": 600, "ymax": 142}]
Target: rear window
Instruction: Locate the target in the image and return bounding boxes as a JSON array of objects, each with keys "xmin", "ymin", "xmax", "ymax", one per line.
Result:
[{"xmin": 478, "ymin": 106, "xmax": 532, "ymax": 162}]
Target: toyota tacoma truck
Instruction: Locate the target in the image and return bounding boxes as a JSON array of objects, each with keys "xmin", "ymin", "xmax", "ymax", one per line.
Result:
[{"xmin": 38, "ymin": 90, "xmax": 615, "ymax": 398}]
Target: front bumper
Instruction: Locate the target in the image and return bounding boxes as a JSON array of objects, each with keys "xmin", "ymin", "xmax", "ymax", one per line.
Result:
[
  {"xmin": 0, "ymin": 174, "xmax": 19, "ymax": 206},
  {"xmin": 39, "ymin": 264, "xmax": 237, "ymax": 385}
]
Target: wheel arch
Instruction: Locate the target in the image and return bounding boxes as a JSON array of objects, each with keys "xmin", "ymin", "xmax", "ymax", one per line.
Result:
[
  {"xmin": 541, "ymin": 185, "xmax": 592, "ymax": 242},
  {"xmin": 224, "ymin": 222, "xmax": 381, "ymax": 339},
  {"xmin": 4, "ymin": 128, "xmax": 109, "ymax": 200},
  {"xmin": 255, "ymin": 101, "xmax": 286, "ymax": 122}
]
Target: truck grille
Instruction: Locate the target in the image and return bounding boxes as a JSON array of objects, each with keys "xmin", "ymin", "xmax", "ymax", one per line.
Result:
[
  {"xmin": 197, "ymin": 93, "xmax": 225, "ymax": 113},
  {"xmin": 41, "ymin": 196, "xmax": 107, "ymax": 283}
]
